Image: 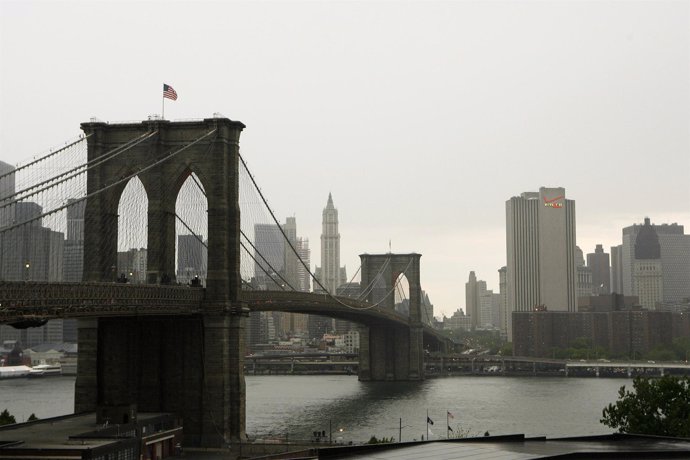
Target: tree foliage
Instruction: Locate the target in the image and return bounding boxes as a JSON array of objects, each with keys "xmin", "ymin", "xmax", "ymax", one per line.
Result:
[
  {"xmin": 0, "ymin": 409, "xmax": 16, "ymax": 426},
  {"xmin": 27, "ymin": 413, "xmax": 38, "ymax": 422},
  {"xmin": 601, "ymin": 376, "xmax": 690, "ymax": 437},
  {"xmin": 366, "ymin": 436, "xmax": 394, "ymax": 444}
]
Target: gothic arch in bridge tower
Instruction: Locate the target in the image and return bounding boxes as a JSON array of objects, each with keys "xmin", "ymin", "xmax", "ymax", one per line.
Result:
[
  {"xmin": 358, "ymin": 253, "xmax": 424, "ymax": 381},
  {"xmin": 174, "ymin": 171, "xmax": 208, "ymax": 287}
]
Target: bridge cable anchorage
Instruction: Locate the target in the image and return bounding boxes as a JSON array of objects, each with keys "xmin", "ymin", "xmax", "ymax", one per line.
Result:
[
  {"xmin": 0, "ymin": 134, "xmax": 93, "ymax": 183},
  {"xmin": 0, "ymin": 130, "xmax": 158, "ymax": 211},
  {"xmin": 0, "ymin": 129, "xmax": 218, "ymax": 235}
]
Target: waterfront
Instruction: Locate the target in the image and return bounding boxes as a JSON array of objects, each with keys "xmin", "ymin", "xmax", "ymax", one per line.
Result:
[{"xmin": 0, "ymin": 375, "xmax": 630, "ymax": 443}]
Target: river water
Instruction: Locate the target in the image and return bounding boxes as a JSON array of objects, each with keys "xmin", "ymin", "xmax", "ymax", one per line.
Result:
[{"xmin": 0, "ymin": 375, "xmax": 630, "ymax": 443}]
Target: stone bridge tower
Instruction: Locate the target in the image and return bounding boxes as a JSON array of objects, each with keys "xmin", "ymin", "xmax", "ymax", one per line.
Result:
[
  {"xmin": 75, "ymin": 117, "xmax": 246, "ymax": 447},
  {"xmin": 358, "ymin": 253, "xmax": 424, "ymax": 380}
]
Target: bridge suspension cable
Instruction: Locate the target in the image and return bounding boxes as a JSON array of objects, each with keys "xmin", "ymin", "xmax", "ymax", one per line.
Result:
[
  {"xmin": 0, "ymin": 134, "xmax": 92, "ymax": 183},
  {"xmin": 0, "ymin": 129, "xmax": 217, "ymax": 235},
  {"xmin": 0, "ymin": 130, "xmax": 157, "ymax": 212}
]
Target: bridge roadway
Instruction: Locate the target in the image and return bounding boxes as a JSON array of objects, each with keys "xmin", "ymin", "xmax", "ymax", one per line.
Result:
[{"xmin": 0, "ymin": 283, "xmax": 449, "ymax": 346}]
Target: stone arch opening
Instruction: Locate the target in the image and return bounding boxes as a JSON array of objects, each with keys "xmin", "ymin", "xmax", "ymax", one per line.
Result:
[
  {"xmin": 394, "ymin": 272, "xmax": 411, "ymax": 318},
  {"xmin": 174, "ymin": 171, "xmax": 208, "ymax": 287},
  {"xmin": 116, "ymin": 176, "xmax": 148, "ymax": 283}
]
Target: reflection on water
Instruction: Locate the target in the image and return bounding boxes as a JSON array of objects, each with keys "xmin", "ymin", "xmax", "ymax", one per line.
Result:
[{"xmin": 246, "ymin": 375, "xmax": 631, "ymax": 443}]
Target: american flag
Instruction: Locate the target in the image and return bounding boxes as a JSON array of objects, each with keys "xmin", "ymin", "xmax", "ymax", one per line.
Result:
[{"xmin": 163, "ymin": 84, "xmax": 178, "ymax": 101}]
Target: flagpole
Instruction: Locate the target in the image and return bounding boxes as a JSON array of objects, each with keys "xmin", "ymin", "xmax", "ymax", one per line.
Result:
[
  {"xmin": 162, "ymin": 93, "xmax": 165, "ymax": 120},
  {"xmin": 447, "ymin": 411, "xmax": 449, "ymax": 438},
  {"xmin": 426, "ymin": 409, "xmax": 429, "ymax": 441}
]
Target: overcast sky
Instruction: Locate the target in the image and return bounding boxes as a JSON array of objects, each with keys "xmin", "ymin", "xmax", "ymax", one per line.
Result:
[{"xmin": 1, "ymin": 1, "xmax": 688, "ymax": 318}]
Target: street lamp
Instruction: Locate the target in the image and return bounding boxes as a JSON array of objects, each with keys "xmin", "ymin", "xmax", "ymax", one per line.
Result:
[{"xmin": 24, "ymin": 262, "xmax": 30, "ymax": 281}]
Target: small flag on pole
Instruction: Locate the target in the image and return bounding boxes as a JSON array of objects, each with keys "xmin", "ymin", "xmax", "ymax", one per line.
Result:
[
  {"xmin": 447, "ymin": 411, "xmax": 454, "ymax": 420},
  {"xmin": 427, "ymin": 416, "xmax": 434, "ymax": 425},
  {"xmin": 163, "ymin": 84, "xmax": 178, "ymax": 101},
  {"xmin": 448, "ymin": 425, "xmax": 453, "ymax": 432}
]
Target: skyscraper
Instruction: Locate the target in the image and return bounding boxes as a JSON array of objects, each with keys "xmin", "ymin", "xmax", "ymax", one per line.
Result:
[
  {"xmin": 253, "ymin": 223, "xmax": 285, "ymax": 290},
  {"xmin": 587, "ymin": 244, "xmax": 611, "ymax": 295},
  {"xmin": 633, "ymin": 218, "xmax": 663, "ymax": 309},
  {"xmin": 465, "ymin": 271, "xmax": 485, "ymax": 330},
  {"xmin": 506, "ymin": 187, "xmax": 577, "ymax": 341},
  {"xmin": 63, "ymin": 199, "xmax": 85, "ymax": 282},
  {"xmin": 315, "ymin": 193, "xmax": 346, "ymax": 294},
  {"xmin": 620, "ymin": 220, "xmax": 690, "ymax": 304}
]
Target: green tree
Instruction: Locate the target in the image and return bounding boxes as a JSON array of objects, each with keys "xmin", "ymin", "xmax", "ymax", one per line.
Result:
[
  {"xmin": 0, "ymin": 409, "xmax": 16, "ymax": 426},
  {"xmin": 601, "ymin": 376, "xmax": 690, "ymax": 437},
  {"xmin": 27, "ymin": 413, "xmax": 38, "ymax": 422},
  {"xmin": 366, "ymin": 436, "xmax": 394, "ymax": 444}
]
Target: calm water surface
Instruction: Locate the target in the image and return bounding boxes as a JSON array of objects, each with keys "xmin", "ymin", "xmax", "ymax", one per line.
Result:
[{"xmin": 0, "ymin": 375, "xmax": 630, "ymax": 443}]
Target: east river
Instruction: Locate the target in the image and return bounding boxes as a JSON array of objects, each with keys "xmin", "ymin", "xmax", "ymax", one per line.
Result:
[{"xmin": 0, "ymin": 375, "xmax": 631, "ymax": 443}]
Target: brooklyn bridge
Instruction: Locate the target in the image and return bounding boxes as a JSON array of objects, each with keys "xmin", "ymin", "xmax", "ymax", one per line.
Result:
[{"xmin": 0, "ymin": 117, "xmax": 453, "ymax": 447}]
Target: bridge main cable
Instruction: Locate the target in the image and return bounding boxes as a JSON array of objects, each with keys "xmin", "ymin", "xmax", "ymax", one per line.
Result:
[
  {"xmin": 0, "ymin": 134, "xmax": 92, "ymax": 183},
  {"xmin": 0, "ymin": 128, "xmax": 218, "ymax": 234}
]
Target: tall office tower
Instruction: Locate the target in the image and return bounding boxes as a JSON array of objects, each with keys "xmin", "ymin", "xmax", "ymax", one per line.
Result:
[
  {"xmin": 253, "ymin": 223, "xmax": 285, "ymax": 290},
  {"xmin": 506, "ymin": 187, "xmax": 577, "ymax": 341},
  {"xmin": 63, "ymin": 199, "xmax": 85, "ymax": 282},
  {"xmin": 278, "ymin": 218, "xmax": 310, "ymax": 336},
  {"xmin": 283, "ymin": 217, "xmax": 300, "ymax": 289},
  {"xmin": 315, "ymin": 193, "xmax": 346, "ymax": 294},
  {"xmin": 296, "ymin": 237, "xmax": 311, "ymax": 292},
  {"xmin": 498, "ymin": 266, "xmax": 508, "ymax": 339},
  {"xmin": 0, "ymin": 161, "xmax": 15, "ymax": 228},
  {"xmin": 621, "ymin": 219, "xmax": 690, "ymax": 303},
  {"xmin": 0, "ymin": 202, "xmax": 64, "ymax": 282},
  {"xmin": 575, "ymin": 246, "xmax": 593, "ymax": 299},
  {"xmin": 587, "ymin": 244, "xmax": 611, "ymax": 295},
  {"xmin": 633, "ymin": 218, "xmax": 663, "ymax": 309},
  {"xmin": 465, "ymin": 271, "xmax": 487, "ymax": 330},
  {"xmin": 177, "ymin": 234, "xmax": 207, "ymax": 285},
  {"xmin": 0, "ymin": 199, "xmax": 64, "ymax": 346},
  {"xmin": 611, "ymin": 245, "xmax": 624, "ymax": 294},
  {"xmin": 479, "ymin": 290, "xmax": 501, "ymax": 328}
]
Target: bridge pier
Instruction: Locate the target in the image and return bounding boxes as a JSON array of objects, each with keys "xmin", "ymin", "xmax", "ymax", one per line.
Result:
[{"xmin": 74, "ymin": 312, "xmax": 246, "ymax": 447}]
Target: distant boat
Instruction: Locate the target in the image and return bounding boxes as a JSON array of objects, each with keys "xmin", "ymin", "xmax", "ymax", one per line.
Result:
[
  {"xmin": 28, "ymin": 364, "xmax": 62, "ymax": 378},
  {"xmin": 0, "ymin": 365, "xmax": 31, "ymax": 379}
]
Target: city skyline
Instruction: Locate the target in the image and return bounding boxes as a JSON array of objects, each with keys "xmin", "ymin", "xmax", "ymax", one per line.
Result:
[{"xmin": 1, "ymin": 2, "xmax": 688, "ymax": 317}]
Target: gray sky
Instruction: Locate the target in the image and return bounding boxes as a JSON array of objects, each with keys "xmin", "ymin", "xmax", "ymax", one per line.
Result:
[{"xmin": 1, "ymin": 1, "xmax": 689, "ymax": 318}]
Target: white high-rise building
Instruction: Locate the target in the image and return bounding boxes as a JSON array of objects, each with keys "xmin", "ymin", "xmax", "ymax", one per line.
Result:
[
  {"xmin": 315, "ymin": 193, "xmax": 346, "ymax": 294},
  {"xmin": 506, "ymin": 187, "xmax": 577, "ymax": 341}
]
